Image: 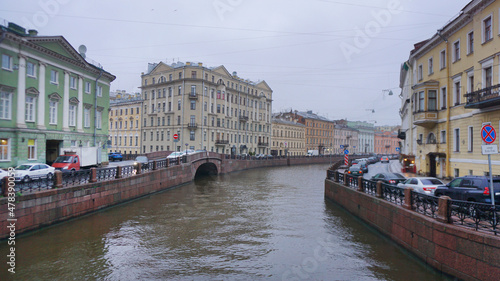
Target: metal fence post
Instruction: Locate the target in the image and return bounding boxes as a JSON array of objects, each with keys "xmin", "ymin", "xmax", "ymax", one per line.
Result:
[
  {"xmin": 344, "ymin": 172, "xmax": 349, "ymax": 187},
  {"xmin": 376, "ymin": 181, "xmax": 383, "ymax": 198},
  {"xmin": 54, "ymin": 170, "xmax": 63, "ymax": 188},
  {"xmin": 136, "ymin": 163, "xmax": 142, "ymax": 174},
  {"xmin": 436, "ymin": 196, "xmax": 452, "ymax": 224},
  {"xmin": 116, "ymin": 166, "xmax": 122, "ymax": 179},
  {"xmin": 90, "ymin": 168, "xmax": 97, "ymax": 183},
  {"xmin": 403, "ymin": 187, "xmax": 413, "ymax": 210},
  {"xmin": 357, "ymin": 176, "xmax": 364, "ymax": 192},
  {"xmin": 153, "ymin": 160, "xmax": 158, "ymax": 170}
]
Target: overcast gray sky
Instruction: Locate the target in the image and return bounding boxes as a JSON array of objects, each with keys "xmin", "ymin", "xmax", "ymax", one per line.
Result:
[{"xmin": 1, "ymin": 0, "xmax": 470, "ymax": 126}]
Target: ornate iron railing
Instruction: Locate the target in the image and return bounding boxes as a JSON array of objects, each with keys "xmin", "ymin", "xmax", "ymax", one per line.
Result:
[
  {"xmin": 464, "ymin": 83, "xmax": 500, "ymax": 105},
  {"xmin": 363, "ymin": 179, "xmax": 377, "ymax": 196},
  {"xmin": 62, "ymin": 170, "xmax": 91, "ymax": 187},
  {"xmin": 96, "ymin": 167, "xmax": 117, "ymax": 182},
  {"xmin": 381, "ymin": 183, "xmax": 405, "ymax": 206},
  {"xmin": 327, "ymin": 170, "xmax": 335, "ymax": 180},
  {"xmin": 412, "ymin": 192, "xmax": 439, "ymax": 218},
  {"xmin": 345, "ymin": 174, "xmax": 358, "ymax": 189},
  {"xmin": 121, "ymin": 165, "xmax": 135, "ymax": 177},
  {"xmin": 15, "ymin": 177, "xmax": 54, "ymax": 194},
  {"xmin": 169, "ymin": 158, "xmax": 179, "ymax": 165},
  {"xmin": 449, "ymin": 200, "xmax": 499, "ymax": 235},
  {"xmin": 141, "ymin": 162, "xmax": 153, "ymax": 173},
  {"xmin": 337, "ymin": 172, "xmax": 344, "ymax": 184},
  {"xmin": 156, "ymin": 158, "xmax": 168, "ymax": 169}
]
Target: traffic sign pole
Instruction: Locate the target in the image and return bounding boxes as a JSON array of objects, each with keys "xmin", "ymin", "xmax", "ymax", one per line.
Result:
[{"xmin": 481, "ymin": 123, "xmax": 497, "ymax": 225}]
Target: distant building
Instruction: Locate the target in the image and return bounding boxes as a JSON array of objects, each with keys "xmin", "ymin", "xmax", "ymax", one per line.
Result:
[
  {"xmin": 140, "ymin": 61, "xmax": 272, "ymax": 155},
  {"xmin": 109, "ymin": 92, "xmax": 143, "ymax": 155},
  {"xmin": 333, "ymin": 120, "xmax": 359, "ymax": 154},
  {"xmin": 0, "ymin": 22, "xmax": 115, "ymax": 168},
  {"xmin": 271, "ymin": 117, "xmax": 305, "ymax": 156},
  {"xmin": 275, "ymin": 110, "xmax": 335, "ymax": 155},
  {"xmin": 346, "ymin": 121, "xmax": 375, "ymax": 154},
  {"xmin": 374, "ymin": 130, "xmax": 399, "ymax": 155}
]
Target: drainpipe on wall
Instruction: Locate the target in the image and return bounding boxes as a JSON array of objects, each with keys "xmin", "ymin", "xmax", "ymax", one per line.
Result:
[
  {"xmin": 438, "ymin": 29, "xmax": 451, "ymax": 178},
  {"xmin": 94, "ymin": 68, "xmax": 103, "ymax": 147}
]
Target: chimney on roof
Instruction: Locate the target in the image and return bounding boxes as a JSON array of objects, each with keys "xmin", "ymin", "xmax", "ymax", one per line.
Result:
[
  {"xmin": 198, "ymin": 62, "xmax": 203, "ymax": 67},
  {"xmin": 186, "ymin": 62, "xmax": 191, "ymax": 65},
  {"xmin": 28, "ymin": 29, "xmax": 38, "ymax": 36},
  {"xmin": 232, "ymin": 71, "xmax": 237, "ymax": 77}
]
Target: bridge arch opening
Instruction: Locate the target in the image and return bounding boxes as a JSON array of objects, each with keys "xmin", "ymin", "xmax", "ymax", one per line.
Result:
[{"xmin": 195, "ymin": 162, "xmax": 218, "ymax": 178}]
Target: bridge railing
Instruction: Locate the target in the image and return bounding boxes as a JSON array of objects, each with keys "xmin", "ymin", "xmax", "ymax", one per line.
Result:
[{"xmin": 330, "ymin": 171, "xmax": 499, "ymax": 235}]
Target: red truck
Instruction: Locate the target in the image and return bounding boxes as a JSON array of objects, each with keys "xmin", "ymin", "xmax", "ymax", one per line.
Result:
[{"xmin": 52, "ymin": 147, "xmax": 102, "ymax": 171}]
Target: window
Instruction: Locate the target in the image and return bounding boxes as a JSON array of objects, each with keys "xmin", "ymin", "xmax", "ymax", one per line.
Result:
[
  {"xmin": 2, "ymin": 54, "xmax": 12, "ymax": 70},
  {"xmin": 467, "ymin": 73, "xmax": 474, "ymax": 93},
  {"xmin": 0, "ymin": 138, "xmax": 11, "ymax": 161},
  {"xmin": 178, "ymin": 86, "xmax": 182, "ymax": 95},
  {"xmin": 97, "ymin": 85, "xmax": 102, "ymax": 97},
  {"xmin": 428, "ymin": 90, "xmax": 436, "ymax": 111},
  {"xmin": 468, "ymin": 126, "xmax": 473, "ymax": 152},
  {"xmin": 454, "ymin": 128, "xmax": 460, "ymax": 152},
  {"xmin": 84, "ymin": 108, "xmax": 90, "ymax": 127},
  {"xmin": 440, "ymin": 87, "xmax": 447, "ymax": 109},
  {"xmin": 191, "ymin": 71, "xmax": 196, "ymax": 78},
  {"xmin": 452, "ymin": 40, "xmax": 460, "ymax": 62},
  {"xmin": 70, "ymin": 76, "xmax": 77, "ymax": 89},
  {"xmin": 190, "ymin": 131, "xmax": 195, "ymax": 141},
  {"xmin": 177, "ymin": 116, "xmax": 181, "ymax": 125},
  {"xmin": 453, "ymin": 80, "xmax": 461, "ymax": 105},
  {"xmin": 484, "ymin": 66, "xmax": 493, "ymax": 87},
  {"xmin": 49, "ymin": 100, "xmax": 57, "ymax": 124},
  {"xmin": 418, "ymin": 91, "xmax": 424, "ymax": 111},
  {"xmin": 440, "ymin": 49, "xmax": 446, "ymax": 69},
  {"xmin": 178, "ymin": 100, "xmax": 181, "ymax": 110},
  {"xmin": 428, "ymin": 57, "xmax": 433, "ymax": 75},
  {"xmin": 69, "ymin": 105, "xmax": 76, "ymax": 126},
  {"xmin": 0, "ymin": 92, "xmax": 12, "ymax": 119},
  {"xmin": 28, "ymin": 139, "xmax": 36, "ymax": 160},
  {"xmin": 190, "ymin": 100, "xmax": 196, "ymax": 110},
  {"xmin": 50, "ymin": 70, "xmax": 58, "ymax": 84},
  {"xmin": 467, "ymin": 31, "xmax": 474, "ymax": 54},
  {"xmin": 27, "ymin": 62, "xmax": 36, "ymax": 77},
  {"xmin": 483, "ymin": 15, "xmax": 492, "ymax": 43},
  {"xmin": 85, "ymin": 82, "xmax": 91, "ymax": 93},
  {"xmin": 25, "ymin": 96, "xmax": 35, "ymax": 122}
]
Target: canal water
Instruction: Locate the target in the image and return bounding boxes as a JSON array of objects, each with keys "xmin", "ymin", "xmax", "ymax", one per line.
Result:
[{"xmin": 1, "ymin": 164, "xmax": 449, "ymax": 280}]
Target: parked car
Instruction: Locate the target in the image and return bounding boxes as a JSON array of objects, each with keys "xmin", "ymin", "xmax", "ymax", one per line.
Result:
[
  {"xmin": 108, "ymin": 152, "xmax": 123, "ymax": 162},
  {"xmin": 367, "ymin": 156, "xmax": 378, "ymax": 164},
  {"xmin": 434, "ymin": 176, "xmax": 500, "ymax": 205},
  {"xmin": 133, "ymin": 156, "xmax": 149, "ymax": 167},
  {"xmin": 351, "ymin": 159, "xmax": 360, "ymax": 165},
  {"xmin": 13, "ymin": 163, "xmax": 55, "ymax": 182},
  {"xmin": 167, "ymin": 152, "xmax": 184, "ymax": 159},
  {"xmin": 347, "ymin": 164, "xmax": 364, "ymax": 177},
  {"xmin": 357, "ymin": 161, "xmax": 369, "ymax": 173},
  {"xmin": 380, "ymin": 156, "xmax": 390, "ymax": 163},
  {"xmin": 370, "ymin": 173, "xmax": 406, "ymax": 185},
  {"xmin": 0, "ymin": 169, "xmax": 9, "ymax": 179},
  {"xmin": 397, "ymin": 177, "xmax": 445, "ymax": 195}
]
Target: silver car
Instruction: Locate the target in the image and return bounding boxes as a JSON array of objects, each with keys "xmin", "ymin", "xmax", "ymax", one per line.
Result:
[{"xmin": 397, "ymin": 177, "xmax": 445, "ymax": 195}]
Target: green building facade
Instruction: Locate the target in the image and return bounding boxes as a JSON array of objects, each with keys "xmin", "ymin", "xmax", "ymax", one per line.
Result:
[{"xmin": 0, "ymin": 23, "xmax": 115, "ymax": 168}]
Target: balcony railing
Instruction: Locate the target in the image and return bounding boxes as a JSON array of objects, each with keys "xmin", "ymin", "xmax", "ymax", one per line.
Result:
[
  {"xmin": 215, "ymin": 139, "xmax": 229, "ymax": 145},
  {"xmin": 188, "ymin": 92, "xmax": 198, "ymax": 100},
  {"xmin": 187, "ymin": 122, "xmax": 198, "ymax": 129},
  {"xmin": 258, "ymin": 142, "xmax": 269, "ymax": 147},
  {"xmin": 465, "ymin": 84, "xmax": 500, "ymax": 109},
  {"xmin": 239, "ymin": 115, "xmax": 249, "ymax": 122}
]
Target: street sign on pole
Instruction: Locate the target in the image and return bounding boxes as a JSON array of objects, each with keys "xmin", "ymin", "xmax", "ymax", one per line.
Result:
[
  {"xmin": 173, "ymin": 134, "xmax": 179, "ymax": 140},
  {"xmin": 481, "ymin": 124, "xmax": 496, "ymax": 144},
  {"xmin": 481, "ymin": 122, "xmax": 497, "ymax": 225},
  {"xmin": 340, "ymin": 145, "xmax": 344, "ymax": 149},
  {"xmin": 344, "ymin": 149, "xmax": 349, "ymax": 155}
]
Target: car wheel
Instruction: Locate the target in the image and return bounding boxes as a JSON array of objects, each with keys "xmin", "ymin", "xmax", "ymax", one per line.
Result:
[
  {"xmin": 47, "ymin": 173, "xmax": 53, "ymax": 180},
  {"xmin": 23, "ymin": 175, "xmax": 31, "ymax": 182}
]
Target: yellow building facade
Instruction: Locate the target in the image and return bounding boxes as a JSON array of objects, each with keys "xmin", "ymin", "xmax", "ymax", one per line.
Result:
[
  {"xmin": 109, "ymin": 95, "xmax": 143, "ymax": 155},
  {"xmin": 406, "ymin": 0, "xmax": 500, "ymax": 178},
  {"xmin": 271, "ymin": 118, "xmax": 306, "ymax": 156}
]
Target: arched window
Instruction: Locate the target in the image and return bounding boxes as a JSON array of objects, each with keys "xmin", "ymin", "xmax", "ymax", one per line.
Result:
[{"xmin": 427, "ymin": 133, "xmax": 436, "ymax": 144}]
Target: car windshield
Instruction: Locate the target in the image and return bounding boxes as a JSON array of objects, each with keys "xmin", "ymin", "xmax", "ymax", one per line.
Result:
[
  {"xmin": 169, "ymin": 152, "xmax": 182, "ymax": 157},
  {"xmin": 421, "ymin": 179, "xmax": 443, "ymax": 185},
  {"xmin": 350, "ymin": 165, "xmax": 361, "ymax": 169},
  {"xmin": 391, "ymin": 173, "xmax": 405, "ymax": 179},
  {"xmin": 16, "ymin": 164, "xmax": 33, "ymax": 170},
  {"xmin": 54, "ymin": 156, "xmax": 73, "ymax": 163}
]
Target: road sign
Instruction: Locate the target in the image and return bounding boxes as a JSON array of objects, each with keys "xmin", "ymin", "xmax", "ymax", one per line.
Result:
[
  {"xmin": 173, "ymin": 134, "xmax": 179, "ymax": 140},
  {"xmin": 396, "ymin": 147, "xmax": 400, "ymax": 152},
  {"xmin": 482, "ymin": 145, "xmax": 498, "ymax": 155},
  {"xmin": 344, "ymin": 149, "xmax": 349, "ymax": 155},
  {"xmin": 340, "ymin": 145, "xmax": 344, "ymax": 149},
  {"xmin": 481, "ymin": 124, "xmax": 496, "ymax": 144},
  {"xmin": 344, "ymin": 154, "xmax": 348, "ymax": 166}
]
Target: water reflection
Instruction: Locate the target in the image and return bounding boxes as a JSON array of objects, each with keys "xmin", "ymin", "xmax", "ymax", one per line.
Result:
[{"xmin": 1, "ymin": 164, "xmax": 449, "ymax": 280}]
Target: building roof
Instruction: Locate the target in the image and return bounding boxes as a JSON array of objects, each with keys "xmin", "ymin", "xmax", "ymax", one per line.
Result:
[
  {"xmin": 272, "ymin": 118, "xmax": 305, "ymax": 127},
  {"xmin": 295, "ymin": 110, "xmax": 333, "ymax": 122}
]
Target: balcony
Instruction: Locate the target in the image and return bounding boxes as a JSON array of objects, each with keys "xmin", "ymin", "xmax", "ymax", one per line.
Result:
[
  {"xmin": 215, "ymin": 139, "xmax": 229, "ymax": 146},
  {"xmin": 187, "ymin": 122, "xmax": 198, "ymax": 129},
  {"xmin": 239, "ymin": 115, "xmax": 249, "ymax": 122},
  {"xmin": 465, "ymin": 84, "xmax": 500, "ymax": 109},
  {"xmin": 258, "ymin": 142, "xmax": 269, "ymax": 147},
  {"xmin": 413, "ymin": 111, "xmax": 438, "ymax": 128},
  {"xmin": 188, "ymin": 92, "xmax": 198, "ymax": 100}
]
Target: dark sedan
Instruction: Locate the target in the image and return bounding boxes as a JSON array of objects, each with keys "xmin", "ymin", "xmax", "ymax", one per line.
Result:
[
  {"xmin": 370, "ymin": 173, "xmax": 406, "ymax": 185},
  {"xmin": 347, "ymin": 164, "xmax": 364, "ymax": 177}
]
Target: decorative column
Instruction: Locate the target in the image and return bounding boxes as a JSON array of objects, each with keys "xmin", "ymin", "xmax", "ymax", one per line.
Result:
[
  {"xmin": 62, "ymin": 70, "xmax": 70, "ymax": 131},
  {"xmin": 77, "ymin": 75, "xmax": 84, "ymax": 132},
  {"xmin": 37, "ymin": 62, "xmax": 46, "ymax": 129},
  {"xmin": 16, "ymin": 55, "xmax": 27, "ymax": 128}
]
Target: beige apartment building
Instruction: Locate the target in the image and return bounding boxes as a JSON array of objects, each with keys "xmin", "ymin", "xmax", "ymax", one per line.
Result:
[
  {"xmin": 399, "ymin": 0, "xmax": 500, "ymax": 177},
  {"xmin": 271, "ymin": 118, "xmax": 306, "ymax": 156},
  {"xmin": 140, "ymin": 61, "xmax": 273, "ymax": 155},
  {"xmin": 108, "ymin": 93, "xmax": 143, "ymax": 155}
]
